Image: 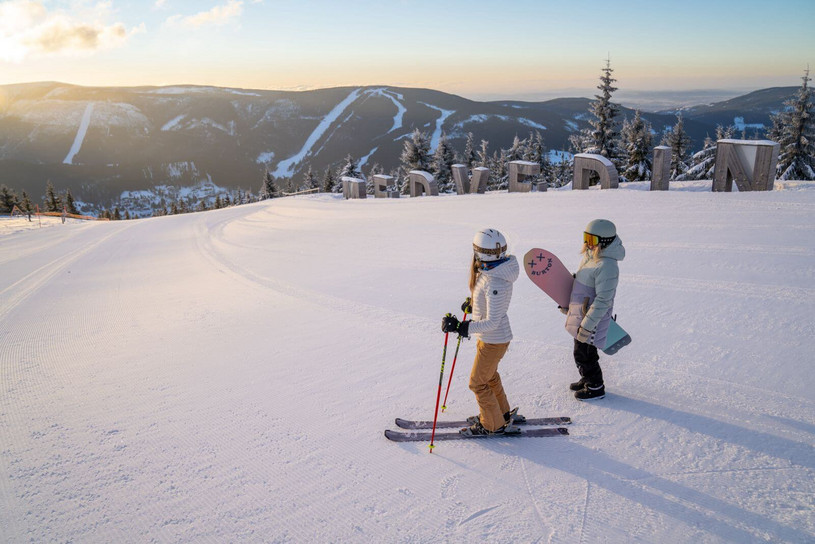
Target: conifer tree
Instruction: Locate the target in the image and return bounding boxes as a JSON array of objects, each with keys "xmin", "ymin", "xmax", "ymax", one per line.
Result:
[
  {"xmin": 621, "ymin": 110, "xmax": 653, "ymax": 181},
  {"xmin": 678, "ymin": 125, "xmax": 734, "ymax": 181},
  {"xmin": 21, "ymin": 190, "xmax": 33, "ymax": 216},
  {"xmin": 400, "ymin": 129, "xmax": 432, "ymax": 173},
  {"xmin": 45, "ymin": 180, "xmax": 62, "ymax": 212},
  {"xmin": 260, "ymin": 171, "xmax": 277, "ymax": 200},
  {"xmin": 65, "ymin": 188, "xmax": 79, "ymax": 214},
  {"xmin": 572, "ymin": 59, "xmax": 624, "ymax": 171},
  {"xmin": 431, "ymin": 132, "xmax": 456, "ymax": 192},
  {"xmin": 336, "ymin": 155, "xmax": 362, "ymax": 193},
  {"xmin": 661, "ymin": 114, "xmax": 693, "ymax": 179},
  {"xmin": 0, "ymin": 184, "xmax": 18, "ymax": 213},
  {"xmin": 772, "ymin": 68, "xmax": 815, "ymax": 180},
  {"xmin": 477, "ymin": 139, "xmax": 490, "ymax": 168},
  {"xmin": 322, "ymin": 167, "xmax": 337, "ymax": 193},
  {"xmin": 463, "ymin": 132, "xmax": 478, "ymax": 168},
  {"xmin": 302, "ymin": 165, "xmax": 319, "ymax": 191}
]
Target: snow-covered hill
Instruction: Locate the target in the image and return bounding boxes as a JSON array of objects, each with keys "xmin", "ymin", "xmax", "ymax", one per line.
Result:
[
  {"xmin": 0, "ymin": 82, "xmax": 796, "ymax": 210},
  {"xmin": 1, "ymin": 182, "xmax": 813, "ymax": 543}
]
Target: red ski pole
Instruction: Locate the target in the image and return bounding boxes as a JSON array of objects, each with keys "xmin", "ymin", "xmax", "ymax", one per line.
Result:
[
  {"xmin": 429, "ymin": 315, "xmax": 451, "ymax": 453},
  {"xmin": 441, "ymin": 312, "xmax": 466, "ymax": 412}
]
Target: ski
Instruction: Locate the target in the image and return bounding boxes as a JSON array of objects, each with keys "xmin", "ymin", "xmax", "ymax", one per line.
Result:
[
  {"xmin": 394, "ymin": 416, "xmax": 571, "ymax": 430},
  {"xmin": 385, "ymin": 426, "xmax": 569, "ymax": 443}
]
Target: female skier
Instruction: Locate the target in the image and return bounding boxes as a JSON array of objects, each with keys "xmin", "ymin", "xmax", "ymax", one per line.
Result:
[
  {"xmin": 442, "ymin": 228, "xmax": 520, "ymax": 435},
  {"xmin": 563, "ymin": 219, "xmax": 626, "ymax": 400}
]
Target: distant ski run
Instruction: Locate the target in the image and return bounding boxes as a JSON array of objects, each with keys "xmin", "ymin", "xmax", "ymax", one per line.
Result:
[
  {"xmin": 271, "ymin": 88, "xmax": 362, "ymax": 178},
  {"xmin": 63, "ymin": 102, "xmax": 95, "ymax": 165}
]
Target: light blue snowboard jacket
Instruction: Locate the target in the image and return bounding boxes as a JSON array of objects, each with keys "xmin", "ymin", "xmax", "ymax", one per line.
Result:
[{"xmin": 565, "ymin": 237, "xmax": 625, "ymax": 349}]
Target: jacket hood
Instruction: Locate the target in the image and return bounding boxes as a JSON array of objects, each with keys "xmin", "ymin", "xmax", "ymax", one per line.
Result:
[
  {"xmin": 600, "ymin": 236, "xmax": 625, "ymax": 261},
  {"xmin": 482, "ymin": 254, "xmax": 520, "ymax": 283}
]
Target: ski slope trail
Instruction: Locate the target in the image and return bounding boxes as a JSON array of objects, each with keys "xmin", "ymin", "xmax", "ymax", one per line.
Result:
[
  {"xmin": 63, "ymin": 102, "xmax": 95, "ymax": 165},
  {"xmin": 1, "ymin": 184, "xmax": 814, "ymax": 543}
]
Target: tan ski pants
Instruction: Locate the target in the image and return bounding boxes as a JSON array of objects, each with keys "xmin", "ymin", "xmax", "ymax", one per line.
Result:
[{"xmin": 469, "ymin": 340, "xmax": 511, "ymax": 431}]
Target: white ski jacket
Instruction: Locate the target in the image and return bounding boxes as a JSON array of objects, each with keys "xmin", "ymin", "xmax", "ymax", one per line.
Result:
[{"xmin": 468, "ymin": 255, "xmax": 519, "ymax": 344}]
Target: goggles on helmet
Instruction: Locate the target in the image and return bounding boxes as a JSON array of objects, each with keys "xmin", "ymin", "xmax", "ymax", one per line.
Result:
[
  {"xmin": 583, "ymin": 232, "xmax": 600, "ymax": 247},
  {"xmin": 584, "ymin": 231, "xmax": 616, "ymax": 248}
]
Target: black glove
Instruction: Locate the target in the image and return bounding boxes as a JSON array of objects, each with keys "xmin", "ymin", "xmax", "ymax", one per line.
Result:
[
  {"xmin": 461, "ymin": 297, "xmax": 472, "ymax": 314},
  {"xmin": 441, "ymin": 315, "xmax": 470, "ymax": 337}
]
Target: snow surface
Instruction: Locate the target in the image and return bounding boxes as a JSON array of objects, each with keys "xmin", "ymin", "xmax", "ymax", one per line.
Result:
[
  {"xmin": 62, "ymin": 102, "xmax": 94, "ymax": 165},
  {"xmin": 1, "ymin": 182, "xmax": 814, "ymax": 543},
  {"xmin": 420, "ymin": 102, "xmax": 456, "ymax": 152}
]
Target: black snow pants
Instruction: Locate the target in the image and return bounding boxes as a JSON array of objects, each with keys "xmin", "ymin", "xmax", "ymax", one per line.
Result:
[{"xmin": 574, "ymin": 339, "xmax": 603, "ymax": 386}]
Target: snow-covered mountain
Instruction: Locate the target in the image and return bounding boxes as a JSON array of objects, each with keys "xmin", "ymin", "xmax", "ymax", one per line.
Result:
[
  {"xmin": 1, "ymin": 181, "xmax": 813, "ymax": 542},
  {"xmin": 0, "ymin": 82, "xmax": 796, "ymax": 206}
]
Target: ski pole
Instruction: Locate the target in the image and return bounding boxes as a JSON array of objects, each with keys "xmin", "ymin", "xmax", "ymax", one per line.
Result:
[
  {"xmin": 441, "ymin": 312, "xmax": 466, "ymax": 412},
  {"xmin": 429, "ymin": 314, "xmax": 451, "ymax": 453}
]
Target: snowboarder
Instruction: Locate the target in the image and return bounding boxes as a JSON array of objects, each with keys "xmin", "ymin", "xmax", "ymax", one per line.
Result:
[
  {"xmin": 561, "ymin": 219, "xmax": 626, "ymax": 400},
  {"xmin": 441, "ymin": 228, "xmax": 520, "ymax": 435}
]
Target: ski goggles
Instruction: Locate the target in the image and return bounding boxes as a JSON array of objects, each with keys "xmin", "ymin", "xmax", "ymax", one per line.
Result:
[{"xmin": 583, "ymin": 232, "xmax": 600, "ymax": 246}]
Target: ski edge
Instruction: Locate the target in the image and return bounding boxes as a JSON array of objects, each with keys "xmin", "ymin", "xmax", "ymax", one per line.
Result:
[
  {"xmin": 384, "ymin": 426, "xmax": 569, "ymax": 443},
  {"xmin": 394, "ymin": 416, "xmax": 571, "ymax": 430}
]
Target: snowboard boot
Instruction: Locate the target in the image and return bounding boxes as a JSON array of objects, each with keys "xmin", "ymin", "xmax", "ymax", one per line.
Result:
[
  {"xmin": 570, "ymin": 378, "xmax": 587, "ymax": 392},
  {"xmin": 574, "ymin": 383, "xmax": 605, "ymax": 400}
]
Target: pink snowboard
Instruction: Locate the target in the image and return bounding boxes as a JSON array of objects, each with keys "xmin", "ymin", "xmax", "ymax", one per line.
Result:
[{"xmin": 523, "ymin": 248, "xmax": 573, "ymax": 307}]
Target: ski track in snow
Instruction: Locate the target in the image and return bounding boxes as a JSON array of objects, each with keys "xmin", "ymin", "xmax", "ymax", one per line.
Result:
[
  {"xmin": 62, "ymin": 102, "xmax": 94, "ymax": 165},
  {"xmin": 420, "ymin": 102, "xmax": 455, "ymax": 152},
  {"xmin": 271, "ymin": 88, "xmax": 362, "ymax": 178},
  {"xmin": 1, "ymin": 185, "xmax": 814, "ymax": 543}
]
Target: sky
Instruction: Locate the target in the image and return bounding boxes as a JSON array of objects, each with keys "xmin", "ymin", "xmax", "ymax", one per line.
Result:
[{"xmin": 0, "ymin": 0, "xmax": 813, "ymax": 101}]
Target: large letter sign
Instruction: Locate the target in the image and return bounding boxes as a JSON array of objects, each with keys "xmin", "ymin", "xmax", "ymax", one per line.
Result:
[
  {"xmin": 508, "ymin": 161, "xmax": 541, "ymax": 193},
  {"xmin": 372, "ymin": 174, "xmax": 399, "ymax": 198},
  {"xmin": 341, "ymin": 176, "xmax": 367, "ymax": 199},
  {"xmin": 409, "ymin": 170, "xmax": 439, "ymax": 197},
  {"xmin": 651, "ymin": 146, "xmax": 671, "ymax": 191},
  {"xmin": 573, "ymin": 154, "xmax": 619, "ymax": 190},
  {"xmin": 451, "ymin": 164, "xmax": 488, "ymax": 194},
  {"xmin": 713, "ymin": 140, "xmax": 779, "ymax": 192}
]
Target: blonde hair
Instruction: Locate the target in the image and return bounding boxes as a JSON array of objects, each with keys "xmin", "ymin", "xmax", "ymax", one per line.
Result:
[
  {"xmin": 581, "ymin": 244, "xmax": 602, "ymax": 261},
  {"xmin": 469, "ymin": 255, "xmax": 480, "ymax": 293}
]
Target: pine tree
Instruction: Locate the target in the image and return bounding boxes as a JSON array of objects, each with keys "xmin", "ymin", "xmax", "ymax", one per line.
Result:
[
  {"xmin": 0, "ymin": 184, "xmax": 18, "ymax": 213},
  {"xmin": 400, "ymin": 129, "xmax": 432, "ymax": 173},
  {"xmin": 621, "ymin": 110, "xmax": 653, "ymax": 181},
  {"xmin": 506, "ymin": 135, "xmax": 524, "ymax": 162},
  {"xmin": 21, "ymin": 190, "xmax": 33, "ymax": 216},
  {"xmin": 477, "ymin": 139, "xmax": 490, "ymax": 168},
  {"xmin": 336, "ymin": 154, "xmax": 362, "ymax": 193},
  {"xmin": 45, "ymin": 180, "xmax": 62, "ymax": 212},
  {"xmin": 773, "ymin": 68, "xmax": 815, "ymax": 180},
  {"xmin": 65, "ymin": 188, "xmax": 79, "ymax": 214},
  {"xmin": 322, "ymin": 167, "xmax": 337, "ymax": 193},
  {"xmin": 302, "ymin": 165, "xmax": 319, "ymax": 191},
  {"xmin": 678, "ymin": 125, "xmax": 734, "ymax": 181},
  {"xmin": 463, "ymin": 132, "xmax": 478, "ymax": 168},
  {"xmin": 573, "ymin": 59, "xmax": 624, "ymax": 171},
  {"xmin": 661, "ymin": 114, "xmax": 693, "ymax": 179},
  {"xmin": 259, "ymin": 171, "xmax": 277, "ymax": 200},
  {"xmin": 431, "ymin": 132, "xmax": 456, "ymax": 192}
]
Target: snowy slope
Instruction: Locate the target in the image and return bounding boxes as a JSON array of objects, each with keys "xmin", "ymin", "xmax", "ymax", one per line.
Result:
[{"xmin": 1, "ymin": 183, "xmax": 814, "ymax": 543}]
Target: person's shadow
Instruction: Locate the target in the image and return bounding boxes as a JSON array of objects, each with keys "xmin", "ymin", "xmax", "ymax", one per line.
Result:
[{"xmin": 482, "ymin": 394, "xmax": 814, "ymax": 542}]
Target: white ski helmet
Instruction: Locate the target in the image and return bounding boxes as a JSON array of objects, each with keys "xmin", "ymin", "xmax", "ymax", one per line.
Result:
[
  {"xmin": 473, "ymin": 228, "xmax": 508, "ymax": 262},
  {"xmin": 584, "ymin": 219, "xmax": 617, "ymax": 248}
]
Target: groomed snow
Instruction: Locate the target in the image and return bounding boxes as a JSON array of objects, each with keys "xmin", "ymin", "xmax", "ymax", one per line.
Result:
[{"xmin": 1, "ymin": 182, "xmax": 814, "ymax": 543}]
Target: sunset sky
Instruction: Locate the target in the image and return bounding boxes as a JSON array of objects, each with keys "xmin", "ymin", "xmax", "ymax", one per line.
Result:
[{"xmin": 1, "ymin": 0, "xmax": 813, "ymax": 100}]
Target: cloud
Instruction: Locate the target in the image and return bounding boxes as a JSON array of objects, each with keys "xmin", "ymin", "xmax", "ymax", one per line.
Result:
[
  {"xmin": 167, "ymin": 0, "xmax": 243, "ymax": 28},
  {"xmin": 0, "ymin": 0, "xmax": 142, "ymax": 62}
]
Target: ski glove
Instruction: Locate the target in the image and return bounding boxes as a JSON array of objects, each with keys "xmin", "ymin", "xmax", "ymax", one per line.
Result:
[
  {"xmin": 461, "ymin": 297, "xmax": 472, "ymax": 314},
  {"xmin": 576, "ymin": 326, "xmax": 594, "ymax": 344},
  {"xmin": 441, "ymin": 315, "xmax": 470, "ymax": 337},
  {"xmin": 558, "ymin": 305, "xmax": 568, "ymax": 315}
]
